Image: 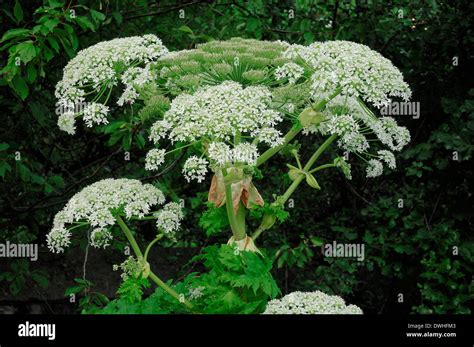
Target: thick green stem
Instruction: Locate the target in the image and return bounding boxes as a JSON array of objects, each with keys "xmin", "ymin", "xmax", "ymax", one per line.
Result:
[
  {"xmin": 256, "ymin": 88, "xmax": 342, "ymax": 168},
  {"xmin": 114, "ymin": 215, "xmax": 193, "ymax": 310},
  {"xmin": 280, "ymin": 134, "xmax": 338, "ymax": 206},
  {"xmin": 303, "ymin": 134, "xmax": 338, "ymax": 171},
  {"xmin": 148, "ymin": 271, "xmax": 193, "ymax": 310},
  {"xmin": 308, "ymin": 163, "xmax": 336, "ymax": 174},
  {"xmin": 256, "ymin": 125, "xmax": 301, "ymax": 167},
  {"xmin": 144, "ymin": 235, "xmax": 163, "ymax": 262},
  {"xmin": 115, "ymin": 215, "xmax": 143, "ymax": 258},
  {"xmin": 223, "ymin": 182, "xmax": 246, "ymax": 241},
  {"xmin": 252, "ymin": 134, "xmax": 338, "ymax": 240}
]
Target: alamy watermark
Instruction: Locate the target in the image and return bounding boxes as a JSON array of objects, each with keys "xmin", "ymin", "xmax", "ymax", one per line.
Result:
[
  {"xmin": 322, "ymin": 241, "xmax": 365, "ymax": 261},
  {"xmin": 18, "ymin": 321, "xmax": 55, "ymax": 341},
  {"xmin": 380, "ymin": 101, "xmax": 420, "ymax": 119},
  {"xmin": 0, "ymin": 241, "xmax": 38, "ymax": 261}
]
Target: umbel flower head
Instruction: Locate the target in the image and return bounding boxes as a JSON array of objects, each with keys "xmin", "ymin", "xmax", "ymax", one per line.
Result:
[
  {"xmin": 303, "ymin": 94, "xmax": 410, "ymax": 178},
  {"xmin": 280, "ymin": 40, "xmax": 411, "ymax": 108},
  {"xmin": 263, "ymin": 291, "xmax": 363, "ymax": 314},
  {"xmin": 46, "ymin": 178, "xmax": 183, "ymax": 253},
  {"xmin": 147, "ymin": 81, "xmax": 284, "ymax": 181},
  {"xmin": 55, "ymin": 35, "xmax": 168, "ymax": 133}
]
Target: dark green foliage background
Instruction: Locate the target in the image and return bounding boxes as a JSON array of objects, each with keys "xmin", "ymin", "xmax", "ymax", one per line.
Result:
[{"xmin": 0, "ymin": 0, "xmax": 472, "ymax": 314}]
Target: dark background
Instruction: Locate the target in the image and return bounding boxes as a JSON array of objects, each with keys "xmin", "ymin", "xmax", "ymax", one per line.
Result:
[{"xmin": 0, "ymin": 0, "xmax": 472, "ymax": 314}]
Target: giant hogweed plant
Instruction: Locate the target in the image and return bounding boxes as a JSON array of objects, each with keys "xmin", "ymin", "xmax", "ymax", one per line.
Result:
[{"xmin": 48, "ymin": 36, "xmax": 411, "ymax": 314}]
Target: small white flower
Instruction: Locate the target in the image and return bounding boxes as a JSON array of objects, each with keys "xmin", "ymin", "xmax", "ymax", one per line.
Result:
[
  {"xmin": 366, "ymin": 159, "xmax": 383, "ymax": 178},
  {"xmin": 182, "ymin": 156, "xmax": 208, "ymax": 182},
  {"xmin": 254, "ymin": 127, "xmax": 284, "ymax": 147},
  {"xmin": 208, "ymin": 142, "xmax": 232, "ymax": 166},
  {"xmin": 145, "ymin": 148, "xmax": 166, "ymax": 171},
  {"xmin": 117, "ymin": 86, "xmax": 139, "ymax": 106},
  {"xmin": 327, "ymin": 115, "xmax": 359, "ymax": 136},
  {"xmin": 283, "ymin": 40, "xmax": 411, "ymax": 107},
  {"xmin": 114, "ymin": 256, "xmax": 142, "ymax": 280},
  {"xmin": 57, "ymin": 111, "xmax": 76, "ymax": 135},
  {"xmin": 377, "ymin": 150, "xmax": 396, "ymax": 169},
  {"xmin": 149, "ymin": 120, "xmax": 172, "ymax": 144},
  {"xmin": 275, "ymin": 62, "xmax": 304, "ymax": 84},
  {"xmin": 46, "ymin": 227, "xmax": 71, "ymax": 254},
  {"xmin": 155, "ymin": 201, "xmax": 184, "ymax": 237},
  {"xmin": 188, "ymin": 286, "xmax": 205, "ymax": 300},
  {"xmin": 232, "ymin": 143, "xmax": 259, "ymax": 165},
  {"xmin": 90, "ymin": 228, "xmax": 113, "ymax": 249},
  {"xmin": 82, "ymin": 102, "xmax": 109, "ymax": 127}
]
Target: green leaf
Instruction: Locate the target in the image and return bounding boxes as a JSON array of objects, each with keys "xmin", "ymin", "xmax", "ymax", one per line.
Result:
[
  {"xmin": 0, "ymin": 161, "xmax": 12, "ymax": 178},
  {"xmin": 1, "ymin": 28, "xmax": 30, "ymax": 42},
  {"xmin": 90, "ymin": 9, "xmax": 105, "ymax": 23},
  {"xmin": 16, "ymin": 41, "xmax": 37, "ymax": 63},
  {"xmin": 64, "ymin": 286, "xmax": 84, "ymax": 296},
  {"xmin": 31, "ymin": 272, "xmax": 49, "ymax": 288},
  {"xmin": 13, "ymin": 1, "xmax": 23, "ymax": 23},
  {"xmin": 18, "ymin": 164, "xmax": 30, "ymax": 182},
  {"xmin": 43, "ymin": 18, "xmax": 60, "ymax": 32},
  {"xmin": 11, "ymin": 75, "xmax": 29, "ymax": 100},
  {"xmin": 112, "ymin": 11, "xmax": 123, "ymax": 24},
  {"xmin": 48, "ymin": 0, "xmax": 64, "ymax": 9},
  {"xmin": 49, "ymin": 175, "xmax": 64, "ymax": 188},
  {"xmin": 76, "ymin": 16, "xmax": 96, "ymax": 32},
  {"xmin": 246, "ymin": 17, "xmax": 260, "ymax": 32},
  {"xmin": 303, "ymin": 31, "xmax": 315, "ymax": 43},
  {"xmin": 0, "ymin": 143, "xmax": 9, "ymax": 151},
  {"xmin": 46, "ymin": 36, "xmax": 60, "ymax": 52},
  {"xmin": 178, "ymin": 25, "xmax": 194, "ymax": 35},
  {"xmin": 26, "ymin": 63, "xmax": 37, "ymax": 83},
  {"xmin": 44, "ymin": 182, "xmax": 53, "ymax": 194}
]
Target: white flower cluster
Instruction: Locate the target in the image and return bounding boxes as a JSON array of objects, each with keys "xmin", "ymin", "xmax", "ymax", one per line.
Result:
[
  {"xmin": 46, "ymin": 178, "xmax": 169, "ymax": 253},
  {"xmin": 182, "ymin": 156, "xmax": 208, "ymax": 183},
  {"xmin": 208, "ymin": 142, "xmax": 260, "ymax": 167},
  {"xmin": 83, "ymin": 102, "xmax": 109, "ymax": 127},
  {"xmin": 90, "ymin": 228, "xmax": 113, "ymax": 249},
  {"xmin": 149, "ymin": 81, "xmax": 283, "ymax": 144},
  {"xmin": 305, "ymin": 95, "xmax": 410, "ymax": 178},
  {"xmin": 55, "ymin": 35, "xmax": 168, "ymax": 133},
  {"xmin": 188, "ymin": 286, "xmax": 205, "ymax": 300},
  {"xmin": 117, "ymin": 65, "xmax": 155, "ymax": 106},
  {"xmin": 57, "ymin": 111, "xmax": 76, "ymax": 135},
  {"xmin": 145, "ymin": 148, "xmax": 166, "ymax": 171},
  {"xmin": 275, "ymin": 62, "xmax": 305, "ymax": 84},
  {"xmin": 113, "ymin": 256, "xmax": 142, "ymax": 280},
  {"xmin": 263, "ymin": 291, "xmax": 363, "ymax": 314},
  {"xmin": 282, "ymin": 40, "xmax": 411, "ymax": 108},
  {"xmin": 154, "ymin": 201, "xmax": 185, "ymax": 237},
  {"xmin": 147, "ymin": 81, "xmax": 284, "ymax": 180}
]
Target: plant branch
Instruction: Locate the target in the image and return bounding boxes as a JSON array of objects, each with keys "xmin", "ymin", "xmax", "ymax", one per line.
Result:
[{"xmin": 114, "ymin": 215, "xmax": 193, "ymax": 309}]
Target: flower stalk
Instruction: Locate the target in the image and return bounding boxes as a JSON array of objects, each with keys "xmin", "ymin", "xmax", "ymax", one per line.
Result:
[{"xmin": 115, "ymin": 215, "xmax": 193, "ymax": 309}]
